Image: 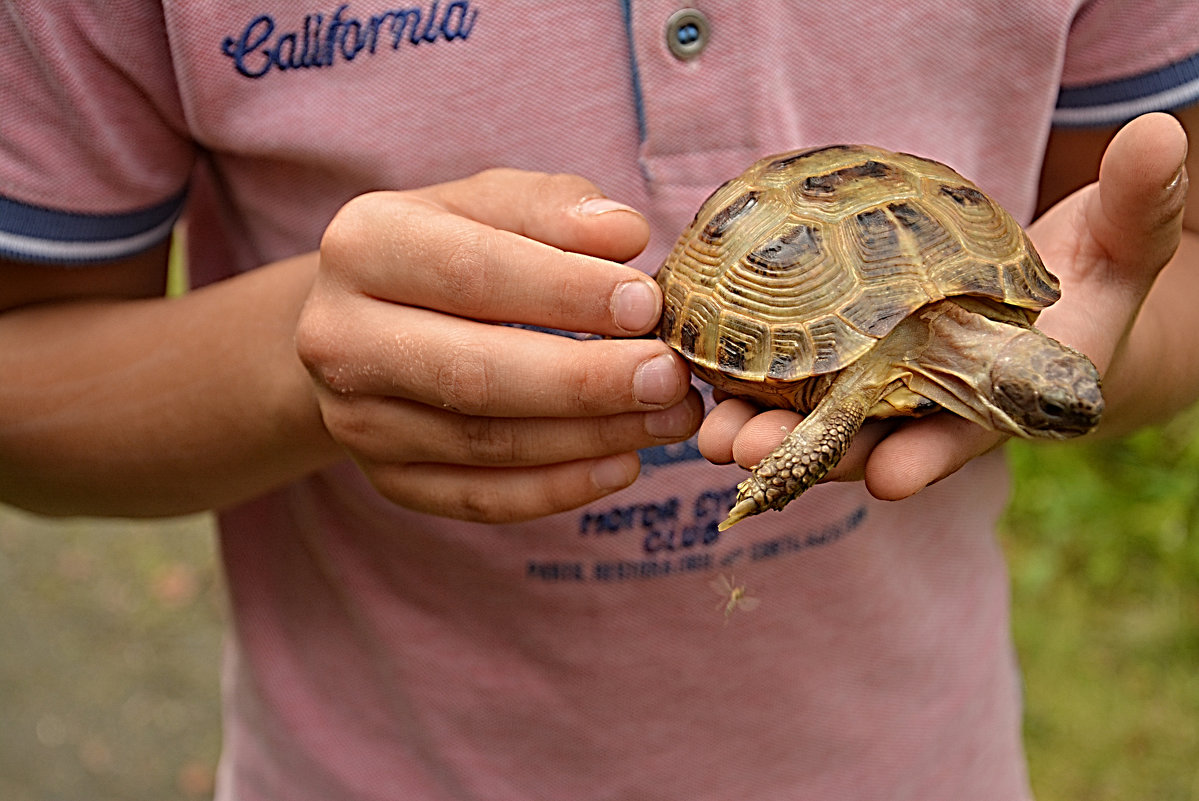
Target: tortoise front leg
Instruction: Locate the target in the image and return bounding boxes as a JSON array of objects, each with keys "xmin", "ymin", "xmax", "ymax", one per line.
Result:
[
  {"xmin": 719, "ymin": 396, "xmax": 872, "ymax": 530},
  {"xmin": 718, "ymin": 364, "xmax": 897, "ymax": 530}
]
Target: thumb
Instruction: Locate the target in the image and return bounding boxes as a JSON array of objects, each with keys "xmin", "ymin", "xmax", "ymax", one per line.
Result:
[
  {"xmin": 1030, "ymin": 112, "xmax": 1188, "ymax": 376},
  {"xmin": 1086, "ymin": 112, "xmax": 1188, "ymax": 285}
]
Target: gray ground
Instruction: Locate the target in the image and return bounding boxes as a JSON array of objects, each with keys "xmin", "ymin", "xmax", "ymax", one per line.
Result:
[{"xmin": 0, "ymin": 506, "xmax": 223, "ymax": 801}]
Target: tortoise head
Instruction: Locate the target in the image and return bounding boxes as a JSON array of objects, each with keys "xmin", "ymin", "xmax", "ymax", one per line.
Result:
[{"xmin": 990, "ymin": 331, "xmax": 1104, "ymax": 439}]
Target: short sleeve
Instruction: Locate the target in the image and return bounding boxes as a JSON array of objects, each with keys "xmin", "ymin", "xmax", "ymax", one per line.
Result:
[
  {"xmin": 0, "ymin": 2, "xmax": 195, "ymax": 263},
  {"xmin": 1053, "ymin": 0, "xmax": 1199, "ymax": 127}
]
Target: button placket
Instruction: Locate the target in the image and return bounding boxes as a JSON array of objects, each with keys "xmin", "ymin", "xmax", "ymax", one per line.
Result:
[{"xmin": 626, "ymin": 4, "xmax": 763, "ymax": 186}]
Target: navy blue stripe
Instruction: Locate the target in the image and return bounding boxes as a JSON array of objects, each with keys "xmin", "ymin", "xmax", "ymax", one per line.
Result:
[
  {"xmin": 1056, "ymin": 49, "xmax": 1199, "ymax": 110},
  {"xmin": 0, "ymin": 190, "xmax": 187, "ymax": 243},
  {"xmin": 619, "ymin": 0, "xmax": 648, "ymax": 143}
]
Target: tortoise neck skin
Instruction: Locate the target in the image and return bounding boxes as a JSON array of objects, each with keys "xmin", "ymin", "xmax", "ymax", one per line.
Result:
[{"xmin": 900, "ymin": 299, "xmax": 1103, "ymax": 439}]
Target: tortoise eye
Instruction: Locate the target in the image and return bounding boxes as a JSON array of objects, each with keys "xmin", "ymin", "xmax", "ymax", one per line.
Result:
[{"xmin": 1039, "ymin": 398, "xmax": 1065, "ymax": 419}]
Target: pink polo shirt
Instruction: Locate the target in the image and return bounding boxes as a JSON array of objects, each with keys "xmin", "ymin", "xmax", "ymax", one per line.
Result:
[{"xmin": 4, "ymin": 2, "xmax": 1199, "ymax": 799}]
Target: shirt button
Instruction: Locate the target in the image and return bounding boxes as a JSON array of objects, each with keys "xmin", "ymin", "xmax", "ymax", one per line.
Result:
[{"xmin": 665, "ymin": 8, "xmax": 710, "ymax": 61}]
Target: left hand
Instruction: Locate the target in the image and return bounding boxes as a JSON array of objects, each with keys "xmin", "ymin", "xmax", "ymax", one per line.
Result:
[{"xmin": 697, "ymin": 112, "xmax": 1190, "ymax": 500}]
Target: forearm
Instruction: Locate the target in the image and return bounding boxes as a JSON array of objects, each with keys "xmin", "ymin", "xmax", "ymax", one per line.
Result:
[
  {"xmin": 0, "ymin": 254, "xmax": 342, "ymax": 517},
  {"xmin": 1098, "ymin": 226, "xmax": 1199, "ymax": 437}
]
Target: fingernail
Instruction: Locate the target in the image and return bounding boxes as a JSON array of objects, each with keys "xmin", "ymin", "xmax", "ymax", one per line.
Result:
[
  {"xmin": 578, "ymin": 196, "xmax": 640, "ymax": 216},
  {"xmin": 645, "ymin": 402, "xmax": 696, "ymax": 438},
  {"xmin": 611, "ymin": 279, "xmax": 660, "ymax": 333},
  {"xmin": 591, "ymin": 454, "xmax": 638, "ymax": 491},
  {"xmin": 1166, "ymin": 164, "xmax": 1188, "ymax": 195},
  {"xmin": 1160, "ymin": 165, "xmax": 1188, "ymax": 222},
  {"xmin": 634, "ymin": 353, "xmax": 683, "ymax": 405}
]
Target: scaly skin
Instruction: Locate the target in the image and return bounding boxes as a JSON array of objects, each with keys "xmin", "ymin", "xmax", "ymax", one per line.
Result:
[{"xmin": 719, "ymin": 386, "xmax": 876, "ymax": 531}]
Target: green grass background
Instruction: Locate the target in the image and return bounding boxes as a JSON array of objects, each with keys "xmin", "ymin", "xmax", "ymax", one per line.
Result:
[
  {"xmin": 1005, "ymin": 408, "xmax": 1199, "ymax": 799},
  {"xmin": 2, "ymin": 415, "xmax": 1197, "ymax": 798}
]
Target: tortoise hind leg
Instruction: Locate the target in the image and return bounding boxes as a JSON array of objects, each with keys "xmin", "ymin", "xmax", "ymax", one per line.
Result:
[{"xmin": 718, "ymin": 368, "xmax": 895, "ymax": 530}]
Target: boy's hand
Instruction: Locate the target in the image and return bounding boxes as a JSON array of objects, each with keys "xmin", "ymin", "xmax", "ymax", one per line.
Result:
[{"xmin": 296, "ymin": 170, "xmax": 701, "ymax": 523}]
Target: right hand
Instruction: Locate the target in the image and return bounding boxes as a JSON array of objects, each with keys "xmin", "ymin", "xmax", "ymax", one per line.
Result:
[{"xmin": 295, "ymin": 169, "xmax": 701, "ymax": 523}]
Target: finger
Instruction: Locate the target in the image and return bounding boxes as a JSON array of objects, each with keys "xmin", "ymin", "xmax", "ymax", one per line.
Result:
[
  {"xmin": 1033, "ymin": 113, "xmax": 1189, "ymax": 372},
  {"xmin": 822, "ymin": 420, "xmax": 897, "ymax": 483},
  {"xmin": 366, "ymin": 452, "xmax": 643, "ymax": 524},
  {"xmin": 731, "ymin": 409, "xmax": 802, "ymax": 469},
  {"xmin": 726, "ymin": 416, "xmax": 896, "ymax": 483},
  {"xmin": 326, "ymin": 390, "xmax": 704, "ymax": 467},
  {"xmin": 304, "ymin": 302, "xmax": 692, "ymax": 416},
  {"xmin": 417, "ymin": 168, "xmax": 652, "ymax": 263},
  {"xmin": 700, "ymin": 399, "xmax": 896, "ymax": 481},
  {"xmin": 863, "ymin": 413, "xmax": 1006, "ymax": 501},
  {"xmin": 320, "ymin": 191, "xmax": 662, "ymax": 337},
  {"xmin": 697, "ymin": 398, "xmax": 760, "ymax": 464}
]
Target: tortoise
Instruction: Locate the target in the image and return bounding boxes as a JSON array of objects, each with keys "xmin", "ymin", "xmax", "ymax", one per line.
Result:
[{"xmin": 656, "ymin": 144, "xmax": 1103, "ymax": 530}]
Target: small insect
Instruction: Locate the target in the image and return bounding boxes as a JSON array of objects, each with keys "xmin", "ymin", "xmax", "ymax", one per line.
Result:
[{"xmin": 709, "ymin": 573, "xmax": 761, "ymax": 621}]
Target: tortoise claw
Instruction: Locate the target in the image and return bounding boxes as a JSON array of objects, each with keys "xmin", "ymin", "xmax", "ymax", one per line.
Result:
[{"xmin": 718, "ymin": 496, "xmax": 762, "ymax": 531}]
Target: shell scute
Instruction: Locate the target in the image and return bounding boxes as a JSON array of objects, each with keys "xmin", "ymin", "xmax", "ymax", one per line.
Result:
[
  {"xmin": 717, "ymin": 222, "xmax": 856, "ymax": 326},
  {"xmin": 806, "ymin": 315, "xmax": 872, "ymax": 374},
  {"xmin": 927, "ymin": 257, "xmax": 1006, "ymax": 299},
  {"xmin": 745, "ymin": 223, "xmax": 823, "ymax": 274},
  {"xmin": 1000, "ymin": 252, "xmax": 1060, "ymax": 308},
  {"xmin": 701, "ymin": 190, "xmax": 762, "ymax": 244},
  {"xmin": 765, "ymin": 145, "xmax": 856, "ymax": 173},
  {"xmin": 888, "ymin": 200, "xmax": 965, "ymax": 265},
  {"xmin": 799, "ymin": 159, "xmax": 898, "ymax": 199},
  {"xmin": 714, "ymin": 311, "xmax": 772, "ymax": 378},
  {"xmin": 838, "ymin": 279, "xmax": 935, "ymax": 338},
  {"xmin": 846, "ymin": 206, "xmax": 927, "ymax": 283}
]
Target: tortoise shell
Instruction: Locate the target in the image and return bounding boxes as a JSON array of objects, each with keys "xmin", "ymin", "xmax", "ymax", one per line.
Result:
[{"xmin": 656, "ymin": 144, "xmax": 1060, "ymax": 399}]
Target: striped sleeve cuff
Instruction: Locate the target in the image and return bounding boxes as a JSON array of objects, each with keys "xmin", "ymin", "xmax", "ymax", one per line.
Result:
[
  {"xmin": 0, "ymin": 190, "xmax": 187, "ymax": 265},
  {"xmin": 1053, "ymin": 50, "xmax": 1199, "ymax": 127}
]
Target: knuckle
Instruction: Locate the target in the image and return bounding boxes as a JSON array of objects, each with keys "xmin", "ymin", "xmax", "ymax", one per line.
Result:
[
  {"xmin": 293, "ymin": 310, "xmax": 324, "ymax": 374},
  {"xmin": 437, "ymin": 224, "xmax": 494, "ymax": 318},
  {"xmin": 435, "ymin": 342, "xmax": 492, "ymax": 415},
  {"xmin": 456, "ymin": 485, "xmax": 521, "ymax": 523},
  {"xmin": 564, "ymin": 343, "xmax": 631, "ymax": 415},
  {"xmin": 399, "ymin": 471, "xmax": 526, "ymax": 524},
  {"xmin": 320, "ymin": 397, "xmax": 378, "ymax": 453},
  {"xmin": 454, "ymin": 475, "xmax": 580, "ymax": 524},
  {"xmin": 581, "ymin": 414, "xmax": 637, "ymax": 455},
  {"xmin": 554, "ymin": 261, "xmax": 609, "ymax": 322},
  {"xmin": 476, "ymin": 167, "xmax": 595, "ymax": 200},
  {"xmin": 563, "ymin": 352, "xmax": 607, "ymax": 415},
  {"xmin": 320, "ymin": 192, "xmax": 382, "ymax": 269},
  {"xmin": 535, "ymin": 171, "xmax": 596, "ymax": 199},
  {"xmin": 459, "ymin": 416, "xmax": 522, "ymax": 465},
  {"xmin": 294, "ymin": 304, "xmax": 351, "ymax": 390},
  {"xmin": 474, "ymin": 166, "xmax": 527, "ymax": 186}
]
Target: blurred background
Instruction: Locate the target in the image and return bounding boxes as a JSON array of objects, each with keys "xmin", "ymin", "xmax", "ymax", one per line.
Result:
[{"xmin": 1, "ymin": 408, "xmax": 1197, "ymax": 800}]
